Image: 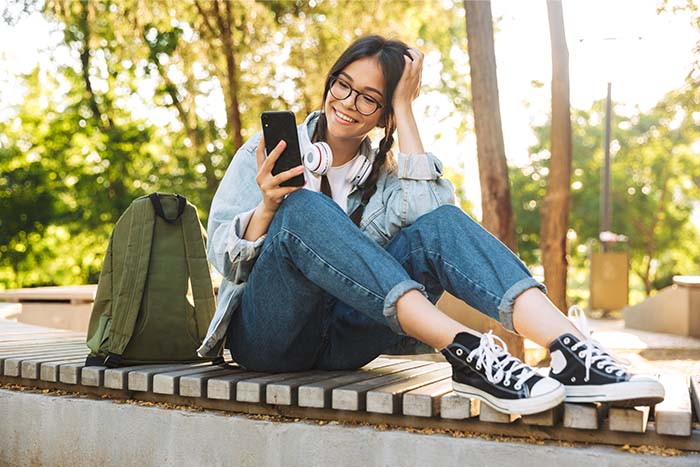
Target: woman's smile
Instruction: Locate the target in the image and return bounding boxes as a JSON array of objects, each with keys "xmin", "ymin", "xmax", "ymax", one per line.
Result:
[{"xmin": 331, "ymin": 107, "xmax": 358, "ymax": 124}]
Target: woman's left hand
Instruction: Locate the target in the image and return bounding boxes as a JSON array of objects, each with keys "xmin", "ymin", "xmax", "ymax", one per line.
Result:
[{"xmin": 392, "ymin": 48, "xmax": 424, "ymax": 110}]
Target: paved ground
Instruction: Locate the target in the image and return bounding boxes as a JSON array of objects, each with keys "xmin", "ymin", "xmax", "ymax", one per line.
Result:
[{"xmin": 526, "ymin": 318, "xmax": 700, "ymax": 376}]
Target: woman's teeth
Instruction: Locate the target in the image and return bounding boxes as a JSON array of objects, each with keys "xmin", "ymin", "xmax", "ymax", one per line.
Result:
[{"xmin": 335, "ymin": 109, "xmax": 356, "ymax": 123}]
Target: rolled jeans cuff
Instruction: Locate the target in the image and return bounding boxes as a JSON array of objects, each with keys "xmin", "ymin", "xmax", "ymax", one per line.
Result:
[
  {"xmin": 497, "ymin": 278, "xmax": 547, "ymax": 334},
  {"xmin": 383, "ymin": 279, "xmax": 427, "ymax": 335}
]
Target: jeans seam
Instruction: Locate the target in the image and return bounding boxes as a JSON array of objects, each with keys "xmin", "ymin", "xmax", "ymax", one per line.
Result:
[
  {"xmin": 399, "ymin": 247, "xmax": 504, "ymax": 307},
  {"xmin": 278, "ymin": 227, "xmax": 386, "ymax": 304}
]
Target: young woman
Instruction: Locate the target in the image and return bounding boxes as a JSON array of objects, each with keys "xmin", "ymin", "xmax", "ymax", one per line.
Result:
[{"xmin": 198, "ymin": 35, "xmax": 664, "ymax": 415}]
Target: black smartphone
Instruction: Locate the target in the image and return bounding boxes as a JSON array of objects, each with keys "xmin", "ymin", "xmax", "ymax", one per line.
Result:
[{"xmin": 260, "ymin": 110, "xmax": 305, "ymax": 187}]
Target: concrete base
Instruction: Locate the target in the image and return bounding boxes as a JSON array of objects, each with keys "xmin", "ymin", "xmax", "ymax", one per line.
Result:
[
  {"xmin": 1, "ymin": 389, "xmax": 697, "ymax": 467},
  {"xmin": 14, "ymin": 302, "xmax": 92, "ymax": 333},
  {"xmin": 624, "ymin": 277, "xmax": 700, "ymax": 338}
]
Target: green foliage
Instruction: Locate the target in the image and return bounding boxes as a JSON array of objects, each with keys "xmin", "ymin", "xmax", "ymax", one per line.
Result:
[
  {"xmin": 511, "ymin": 78, "xmax": 700, "ymax": 296},
  {"xmin": 0, "ymin": 0, "xmax": 474, "ymax": 290}
]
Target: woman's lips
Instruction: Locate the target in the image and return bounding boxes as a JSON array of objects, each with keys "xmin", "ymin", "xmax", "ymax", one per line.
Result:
[{"xmin": 333, "ymin": 107, "xmax": 357, "ymax": 125}]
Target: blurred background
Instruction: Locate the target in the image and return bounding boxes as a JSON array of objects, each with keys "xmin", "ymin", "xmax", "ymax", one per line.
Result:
[{"xmin": 1, "ymin": 0, "xmax": 699, "ymax": 314}]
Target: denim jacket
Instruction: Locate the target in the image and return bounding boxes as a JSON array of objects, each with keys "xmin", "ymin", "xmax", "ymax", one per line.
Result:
[{"xmin": 197, "ymin": 111, "xmax": 455, "ymax": 357}]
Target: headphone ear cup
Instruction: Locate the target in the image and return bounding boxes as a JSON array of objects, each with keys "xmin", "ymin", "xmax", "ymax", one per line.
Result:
[
  {"xmin": 304, "ymin": 142, "xmax": 333, "ymax": 175},
  {"xmin": 346, "ymin": 155, "xmax": 372, "ymax": 187}
]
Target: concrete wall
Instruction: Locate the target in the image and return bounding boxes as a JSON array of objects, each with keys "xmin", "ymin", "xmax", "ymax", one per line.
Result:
[
  {"xmin": 14, "ymin": 303, "xmax": 92, "ymax": 333},
  {"xmin": 624, "ymin": 285, "xmax": 689, "ymax": 336},
  {"xmin": 1, "ymin": 389, "xmax": 697, "ymax": 467}
]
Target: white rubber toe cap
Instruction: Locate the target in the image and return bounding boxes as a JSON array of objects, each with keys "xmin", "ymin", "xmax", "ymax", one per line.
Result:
[{"xmin": 530, "ymin": 377, "xmax": 564, "ymax": 397}]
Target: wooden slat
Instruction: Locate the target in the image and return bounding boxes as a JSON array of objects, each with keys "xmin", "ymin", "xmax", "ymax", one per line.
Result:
[
  {"xmin": 104, "ymin": 364, "xmax": 195, "ymax": 390},
  {"xmin": 690, "ymin": 376, "xmax": 700, "ymax": 424},
  {"xmin": 563, "ymin": 403, "xmax": 608, "ymax": 430},
  {"xmin": 180, "ymin": 368, "xmax": 240, "ymax": 398},
  {"xmin": 655, "ymin": 374, "xmax": 692, "ymax": 436},
  {"xmin": 207, "ymin": 371, "xmax": 266, "ymax": 400},
  {"xmin": 266, "ymin": 371, "xmax": 347, "ymax": 406},
  {"xmin": 153, "ymin": 365, "xmax": 223, "ymax": 395},
  {"xmin": 609, "ymin": 406, "xmax": 650, "ymax": 433},
  {"xmin": 366, "ymin": 364, "xmax": 451, "ymax": 414},
  {"xmin": 0, "ymin": 338, "xmax": 86, "ymax": 350},
  {"xmin": 439, "ymin": 392, "xmax": 480, "ymax": 419},
  {"xmin": 297, "ymin": 359, "xmax": 411, "ymax": 409},
  {"xmin": 0, "ymin": 332, "xmax": 83, "ymax": 342},
  {"xmin": 0, "ymin": 343, "xmax": 87, "ymax": 362},
  {"xmin": 59, "ymin": 362, "xmax": 87, "ymax": 384},
  {"xmin": 20, "ymin": 352, "xmax": 89, "ymax": 379},
  {"xmin": 403, "ymin": 378, "xmax": 453, "ymax": 417},
  {"xmin": 3, "ymin": 349, "xmax": 87, "ymax": 377},
  {"xmin": 1, "ymin": 346, "xmax": 88, "ymax": 374},
  {"xmin": 478, "ymin": 403, "xmax": 520, "ymax": 423},
  {"xmin": 128, "ymin": 364, "xmax": 201, "ymax": 392},
  {"xmin": 521, "ymin": 403, "xmax": 564, "ymax": 427},
  {"xmin": 40, "ymin": 356, "xmax": 87, "ymax": 382},
  {"xmin": 237, "ymin": 371, "xmax": 318, "ymax": 403},
  {"xmin": 332, "ymin": 362, "xmax": 438, "ymax": 411},
  {"xmin": 81, "ymin": 366, "xmax": 107, "ymax": 386}
]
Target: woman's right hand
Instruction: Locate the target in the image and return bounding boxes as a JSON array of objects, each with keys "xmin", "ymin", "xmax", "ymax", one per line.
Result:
[{"xmin": 255, "ymin": 136, "xmax": 305, "ymax": 214}]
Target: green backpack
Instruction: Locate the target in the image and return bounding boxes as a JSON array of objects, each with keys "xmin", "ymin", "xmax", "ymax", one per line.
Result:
[{"xmin": 85, "ymin": 193, "xmax": 218, "ymax": 368}]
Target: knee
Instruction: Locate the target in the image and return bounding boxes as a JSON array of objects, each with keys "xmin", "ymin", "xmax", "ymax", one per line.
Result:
[
  {"xmin": 417, "ymin": 204, "xmax": 470, "ymax": 229},
  {"xmin": 276, "ymin": 189, "xmax": 339, "ymax": 219},
  {"xmin": 272, "ymin": 189, "xmax": 347, "ymax": 232}
]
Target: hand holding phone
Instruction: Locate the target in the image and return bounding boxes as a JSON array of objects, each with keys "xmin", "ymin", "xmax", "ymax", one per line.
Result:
[
  {"xmin": 254, "ymin": 122, "xmax": 305, "ymax": 215},
  {"xmin": 261, "ymin": 111, "xmax": 305, "ymax": 187}
]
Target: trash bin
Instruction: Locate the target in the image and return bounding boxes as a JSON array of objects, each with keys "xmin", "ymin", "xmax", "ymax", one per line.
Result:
[{"xmin": 589, "ymin": 232, "xmax": 629, "ymax": 312}]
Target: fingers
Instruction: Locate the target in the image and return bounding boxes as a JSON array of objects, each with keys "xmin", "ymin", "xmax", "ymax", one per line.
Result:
[
  {"xmin": 404, "ymin": 48, "xmax": 424, "ymax": 70},
  {"xmin": 269, "ymin": 165, "xmax": 305, "ymax": 186},
  {"xmin": 260, "ymin": 139, "xmax": 287, "ymax": 172}
]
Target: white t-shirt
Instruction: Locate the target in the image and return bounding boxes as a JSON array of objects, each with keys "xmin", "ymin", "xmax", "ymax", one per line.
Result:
[{"xmin": 303, "ymin": 156, "xmax": 357, "ymax": 213}]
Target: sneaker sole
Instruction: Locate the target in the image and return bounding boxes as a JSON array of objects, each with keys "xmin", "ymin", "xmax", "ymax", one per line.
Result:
[
  {"xmin": 452, "ymin": 381, "xmax": 565, "ymax": 415},
  {"xmin": 564, "ymin": 380, "xmax": 665, "ymax": 406}
]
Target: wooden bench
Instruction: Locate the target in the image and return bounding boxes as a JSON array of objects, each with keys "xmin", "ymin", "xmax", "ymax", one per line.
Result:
[{"xmin": 1, "ymin": 318, "xmax": 698, "ymax": 452}]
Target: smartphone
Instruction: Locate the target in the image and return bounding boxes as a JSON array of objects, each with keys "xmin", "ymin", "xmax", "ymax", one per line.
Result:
[{"xmin": 261, "ymin": 110, "xmax": 305, "ymax": 187}]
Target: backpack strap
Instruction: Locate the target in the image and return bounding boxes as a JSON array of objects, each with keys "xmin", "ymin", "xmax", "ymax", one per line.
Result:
[
  {"xmin": 180, "ymin": 203, "xmax": 216, "ymax": 341},
  {"xmin": 105, "ymin": 197, "xmax": 156, "ymax": 365}
]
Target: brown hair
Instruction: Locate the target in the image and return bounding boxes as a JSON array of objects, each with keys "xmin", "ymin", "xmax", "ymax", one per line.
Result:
[{"xmin": 312, "ymin": 35, "xmax": 409, "ymax": 226}]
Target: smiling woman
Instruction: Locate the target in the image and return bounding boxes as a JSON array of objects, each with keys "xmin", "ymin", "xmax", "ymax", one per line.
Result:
[{"xmin": 200, "ymin": 34, "xmax": 665, "ymax": 417}]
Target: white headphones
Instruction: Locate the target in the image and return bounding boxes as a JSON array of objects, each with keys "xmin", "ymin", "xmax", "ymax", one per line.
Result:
[{"xmin": 300, "ymin": 112, "xmax": 374, "ymax": 187}]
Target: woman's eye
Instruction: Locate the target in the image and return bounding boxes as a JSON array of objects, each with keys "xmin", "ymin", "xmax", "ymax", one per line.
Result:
[
  {"xmin": 360, "ymin": 95, "xmax": 377, "ymax": 106},
  {"xmin": 338, "ymin": 80, "xmax": 351, "ymax": 90}
]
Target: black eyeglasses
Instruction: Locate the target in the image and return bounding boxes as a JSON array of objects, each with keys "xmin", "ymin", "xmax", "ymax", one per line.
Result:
[{"xmin": 328, "ymin": 76, "xmax": 384, "ymax": 116}]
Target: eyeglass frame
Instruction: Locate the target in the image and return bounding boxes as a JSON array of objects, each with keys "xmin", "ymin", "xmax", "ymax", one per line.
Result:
[{"xmin": 327, "ymin": 75, "xmax": 384, "ymax": 116}]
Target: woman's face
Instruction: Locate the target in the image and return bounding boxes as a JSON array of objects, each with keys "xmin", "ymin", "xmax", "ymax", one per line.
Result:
[{"xmin": 323, "ymin": 56, "xmax": 386, "ymax": 143}]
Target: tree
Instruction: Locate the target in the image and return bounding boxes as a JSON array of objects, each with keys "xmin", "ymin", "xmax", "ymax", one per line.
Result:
[
  {"xmin": 511, "ymin": 81, "xmax": 700, "ymax": 302},
  {"xmin": 540, "ymin": 0, "xmax": 572, "ymax": 311},
  {"xmin": 463, "ymin": 0, "xmax": 516, "ymax": 251}
]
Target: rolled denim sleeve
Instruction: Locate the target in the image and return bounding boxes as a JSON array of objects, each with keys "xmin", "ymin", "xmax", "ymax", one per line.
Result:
[
  {"xmin": 207, "ymin": 132, "xmax": 265, "ymax": 284},
  {"xmin": 374, "ymin": 152, "xmax": 455, "ymax": 240},
  {"xmin": 396, "ymin": 151, "xmax": 444, "ymax": 180}
]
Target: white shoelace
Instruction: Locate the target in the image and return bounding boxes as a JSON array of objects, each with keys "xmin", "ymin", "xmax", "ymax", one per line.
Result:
[
  {"xmin": 567, "ymin": 305, "xmax": 629, "ymax": 382},
  {"xmin": 467, "ymin": 331, "xmax": 536, "ymax": 390}
]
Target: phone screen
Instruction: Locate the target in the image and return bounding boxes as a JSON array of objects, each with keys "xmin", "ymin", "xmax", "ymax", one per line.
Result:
[{"xmin": 261, "ymin": 111, "xmax": 305, "ymax": 187}]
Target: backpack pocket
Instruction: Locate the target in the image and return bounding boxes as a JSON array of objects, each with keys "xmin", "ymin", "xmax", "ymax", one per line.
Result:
[{"xmin": 86, "ymin": 313, "xmax": 111, "ymax": 355}]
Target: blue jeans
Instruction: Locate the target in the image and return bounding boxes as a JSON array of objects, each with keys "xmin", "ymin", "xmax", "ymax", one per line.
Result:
[{"xmin": 227, "ymin": 190, "xmax": 544, "ymax": 372}]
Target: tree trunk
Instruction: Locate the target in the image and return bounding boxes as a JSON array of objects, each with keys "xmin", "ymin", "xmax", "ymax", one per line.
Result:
[
  {"xmin": 540, "ymin": 0, "xmax": 572, "ymax": 312},
  {"xmin": 194, "ymin": 0, "xmax": 244, "ymax": 151},
  {"xmin": 464, "ymin": 0, "xmax": 517, "ymax": 251},
  {"xmin": 218, "ymin": 0, "xmax": 244, "ymax": 150},
  {"xmin": 463, "ymin": 1, "xmax": 523, "ymax": 358}
]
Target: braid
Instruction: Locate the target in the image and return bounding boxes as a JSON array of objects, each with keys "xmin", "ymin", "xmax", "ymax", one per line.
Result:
[
  {"xmin": 349, "ymin": 118, "xmax": 397, "ymax": 226},
  {"xmin": 312, "ymin": 112, "xmax": 397, "ymax": 227}
]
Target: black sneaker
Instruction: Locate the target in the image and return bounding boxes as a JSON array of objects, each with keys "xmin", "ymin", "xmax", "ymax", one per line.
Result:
[
  {"xmin": 441, "ymin": 331, "xmax": 565, "ymax": 415},
  {"xmin": 548, "ymin": 306, "xmax": 665, "ymax": 406}
]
